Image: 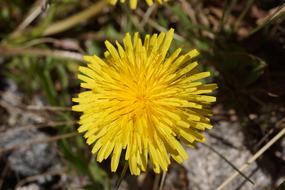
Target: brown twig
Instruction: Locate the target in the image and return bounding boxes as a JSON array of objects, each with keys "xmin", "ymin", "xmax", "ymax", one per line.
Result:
[
  {"xmin": 16, "ymin": 169, "xmax": 67, "ymax": 188},
  {"xmin": 0, "ymin": 132, "xmax": 78, "ymax": 154},
  {"xmin": 159, "ymin": 172, "xmax": 167, "ymax": 190},
  {"xmin": 153, "ymin": 174, "xmax": 161, "ymax": 190},
  {"xmin": 140, "ymin": 4, "xmax": 157, "ymax": 28},
  {"xmin": 22, "ymin": 38, "xmax": 85, "ymax": 53},
  {"xmin": 0, "ymin": 120, "xmax": 76, "ymax": 134},
  {"xmin": 0, "ymin": 98, "xmax": 72, "ymax": 113},
  {"xmin": 0, "ymin": 99, "xmax": 22, "ymax": 114},
  {"xmin": 24, "ymin": 105, "xmax": 72, "ymax": 112},
  {"xmin": 10, "ymin": 0, "xmax": 49, "ymax": 37},
  {"xmin": 0, "ymin": 46, "xmax": 83, "ymax": 61},
  {"xmin": 136, "ymin": 9, "xmax": 185, "ymax": 42}
]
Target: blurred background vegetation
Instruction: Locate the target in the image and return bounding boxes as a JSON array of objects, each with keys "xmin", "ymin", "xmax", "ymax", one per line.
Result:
[{"xmin": 0, "ymin": 0, "xmax": 284, "ymax": 190}]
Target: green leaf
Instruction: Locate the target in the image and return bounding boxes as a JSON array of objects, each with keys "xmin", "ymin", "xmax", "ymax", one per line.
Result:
[
  {"xmin": 83, "ymin": 183, "xmax": 104, "ymax": 190},
  {"xmin": 215, "ymin": 52, "xmax": 267, "ymax": 88},
  {"xmin": 169, "ymin": 5, "xmax": 193, "ymax": 31},
  {"xmin": 89, "ymin": 159, "xmax": 108, "ymax": 184},
  {"xmin": 58, "ymin": 139, "xmax": 89, "ymax": 173}
]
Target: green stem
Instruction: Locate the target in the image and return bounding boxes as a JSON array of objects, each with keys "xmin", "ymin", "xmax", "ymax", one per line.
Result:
[
  {"xmin": 219, "ymin": 0, "xmax": 237, "ymax": 31},
  {"xmin": 113, "ymin": 161, "xmax": 129, "ymax": 190}
]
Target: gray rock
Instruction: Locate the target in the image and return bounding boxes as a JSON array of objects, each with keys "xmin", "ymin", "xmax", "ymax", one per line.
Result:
[
  {"xmin": 184, "ymin": 121, "xmax": 272, "ymax": 190},
  {"xmin": 0, "ymin": 129, "xmax": 57, "ymax": 176},
  {"xmin": 15, "ymin": 183, "xmax": 40, "ymax": 190}
]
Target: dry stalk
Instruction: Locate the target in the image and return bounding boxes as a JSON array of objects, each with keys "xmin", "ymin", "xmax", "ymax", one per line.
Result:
[{"xmin": 0, "ymin": 132, "xmax": 77, "ymax": 154}]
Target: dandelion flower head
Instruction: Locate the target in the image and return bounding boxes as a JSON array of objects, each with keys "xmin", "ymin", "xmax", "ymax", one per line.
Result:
[
  {"xmin": 72, "ymin": 29, "xmax": 217, "ymax": 175},
  {"xmin": 108, "ymin": 0, "xmax": 168, "ymax": 9}
]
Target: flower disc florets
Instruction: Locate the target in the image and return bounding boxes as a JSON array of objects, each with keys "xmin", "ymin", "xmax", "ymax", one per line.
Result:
[{"xmin": 72, "ymin": 29, "xmax": 217, "ymax": 175}]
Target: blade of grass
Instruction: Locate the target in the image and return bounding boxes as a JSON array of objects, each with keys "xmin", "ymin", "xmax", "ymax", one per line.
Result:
[
  {"xmin": 10, "ymin": 0, "xmax": 49, "ymax": 37},
  {"xmin": 43, "ymin": 0, "xmax": 106, "ymax": 36},
  {"xmin": 247, "ymin": 4, "xmax": 285, "ymax": 37},
  {"xmin": 234, "ymin": 0, "xmax": 255, "ymax": 29},
  {"xmin": 89, "ymin": 157, "xmax": 109, "ymax": 189},
  {"xmin": 42, "ymin": 65, "xmax": 58, "ymax": 105},
  {"xmin": 219, "ymin": 0, "xmax": 238, "ymax": 31},
  {"xmin": 58, "ymin": 138, "xmax": 90, "ymax": 173},
  {"xmin": 4, "ymin": 3, "xmax": 56, "ymax": 45},
  {"xmin": 113, "ymin": 161, "xmax": 129, "ymax": 190}
]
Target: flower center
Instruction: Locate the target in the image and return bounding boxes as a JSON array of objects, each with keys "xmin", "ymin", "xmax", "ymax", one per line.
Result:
[{"xmin": 136, "ymin": 94, "xmax": 149, "ymax": 105}]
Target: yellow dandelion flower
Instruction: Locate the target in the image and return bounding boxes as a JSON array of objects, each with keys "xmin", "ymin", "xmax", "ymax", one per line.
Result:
[
  {"xmin": 108, "ymin": 0, "xmax": 167, "ymax": 9},
  {"xmin": 72, "ymin": 29, "xmax": 217, "ymax": 175}
]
